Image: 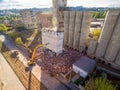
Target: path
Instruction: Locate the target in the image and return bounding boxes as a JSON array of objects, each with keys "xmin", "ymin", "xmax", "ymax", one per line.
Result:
[{"xmin": 0, "ymin": 53, "xmax": 25, "ymax": 90}]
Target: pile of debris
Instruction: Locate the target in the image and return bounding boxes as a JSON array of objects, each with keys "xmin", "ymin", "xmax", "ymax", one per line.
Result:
[{"xmin": 36, "ymin": 47, "xmax": 81, "ymax": 74}]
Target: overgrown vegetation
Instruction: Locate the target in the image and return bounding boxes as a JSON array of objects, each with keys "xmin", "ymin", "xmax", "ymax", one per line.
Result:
[
  {"xmin": 93, "ymin": 11, "xmax": 107, "ymax": 18},
  {"xmin": 0, "ymin": 24, "xmax": 9, "ymax": 32},
  {"xmin": 15, "ymin": 37, "xmax": 23, "ymax": 45},
  {"xmin": 7, "ymin": 32, "xmax": 27, "ymax": 45},
  {"xmin": 91, "ymin": 29, "xmax": 101, "ymax": 37},
  {"xmin": 85, "ymin": 72, "xmax": 117, "ymax": 90},
  {"xmin": 85, "ymin": 77, "xmax": 117, "ymax": 90}
]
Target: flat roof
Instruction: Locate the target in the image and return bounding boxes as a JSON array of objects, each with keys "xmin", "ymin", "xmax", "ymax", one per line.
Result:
[{"xmin": 73, "ymin": 56, "xmax": 96, "ymax": 73}]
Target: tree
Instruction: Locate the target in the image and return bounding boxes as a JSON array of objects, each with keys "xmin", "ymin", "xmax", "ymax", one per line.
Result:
[
  {"xmin": 101, "ymin": 11, "xmax": 107, "ymax": 18},
  {"xmin": 94, "ymin": 12, "xmax": 100, "ymax": 18},
  {"xmin": 0, "ymin": 24, "xmax": 8, "ymax": 32},
  {"xmin": 15, "ymin": 37, "xmax": 23, "ymax": 45},
  {"xmin": 85, "ymin": 77, "xmax": 117, "ymax": 90}
]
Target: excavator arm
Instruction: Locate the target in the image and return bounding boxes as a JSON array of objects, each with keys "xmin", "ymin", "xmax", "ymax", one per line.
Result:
[{"xmin": 27, "ymin": 44, "xmax": 46, "ymax": 66}]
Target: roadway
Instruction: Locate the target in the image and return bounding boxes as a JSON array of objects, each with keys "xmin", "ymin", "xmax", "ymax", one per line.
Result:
[{"xmin": 0, "ymin": 53, "xmax": 25, "ymax": 90}]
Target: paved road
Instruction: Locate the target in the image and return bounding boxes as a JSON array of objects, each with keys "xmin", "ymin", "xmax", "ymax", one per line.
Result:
[
  {"xmin": 0, "ymin": 33, "xmax": 68, "ymax": 90},
  {"xmin": 0, "ymin": 53, "xmax": 25, "ymax": 90}
]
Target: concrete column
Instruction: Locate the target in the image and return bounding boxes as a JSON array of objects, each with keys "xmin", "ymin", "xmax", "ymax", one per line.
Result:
[
  {"xmin": 68, "ymin": 11, "xmax": 76, "ymax": 47},
  {"xmin": 79, "ymin": 11, "xmax": 92, "ymax": 52},
  {"xmin": 64, "ymin": 11, "xmax": 70, "ymax": 46},
  {"xmin": 95, "ymin": 10, "xmax": 119, "ymax": 58},
  {"xmin": 115, "ymin": 50, "xmax": 120, "ymax": 65},
  {"xmin": 87, "ymin": 40, "xmax": 97, "ymax": 55},
  {"xmin": 73, "ymin": 11, "xmax": 83, "ymax": 50},
  {"xmin": 104, "ymin": 12, "xmax": 120, "ymax": 61}
]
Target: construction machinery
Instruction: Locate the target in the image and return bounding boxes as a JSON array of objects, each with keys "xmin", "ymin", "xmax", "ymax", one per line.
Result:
[{"xmin": 27, "ymin": 44, "xmax": 47, "ymax": 66}]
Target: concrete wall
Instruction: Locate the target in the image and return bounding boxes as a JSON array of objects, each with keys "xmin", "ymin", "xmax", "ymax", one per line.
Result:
[
  {"xmin": 73, "ymin": 11, "xmax": 83, "ymax": 50},
  {"xmin": 68, "ymin": 11, "xmax": 76, "ymax": 47},
  {"xmin": 64, "ymin": 11, "xmax": 70, "ymax": 45},
  {"xmin": 115, "ymin": 51, "xmax": 120, "ymax": 65},
  {"xmin": 104, "ymin": 13, "xmax": 120, "ymax": 61},
  {"xmin": 95, "ymin": 11, "xmax": 120, "ymax": 58},
  {"xmin": 64, "ymin": 11, "xmax": 92, "ymax": 51},
  {"xmin": 42, "ymin": 29, "xmax": 64, "ymax": 54},
  {"xmin": 87, "ymin": 10, "xmax": 120, "ymax": 68},
  {"xmin": 52, "ymin": 0, "xmax": 67, "ymax": 31},
  {"xmin": 79, "ymin": 11, "xmax": 92, "ymax": 52},
  {"xmin": 87, "ymin": 40, "xmax": 97, "ymax": 55}
]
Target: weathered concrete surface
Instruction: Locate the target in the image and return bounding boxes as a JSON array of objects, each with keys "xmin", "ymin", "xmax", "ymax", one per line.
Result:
[
  {"xmin": 64, "ymin": 11, "xmax": 70, "ymax": 46},
  {"xmin": 0, "ymin": 53, "xmax": 25, "ymax": 90},
  {"xmin": 95, "ymin": 10, "xmax": 119, "ymax": 58},
  {"xmin": 73, "ymin": 11, "xmax": 83, "ymax": 50},
  {"xmin": 87, "ymin": 40, "xmax": 97, "ymax": 55},
  {"xmin": 68, "ymin": 11, "xmax": 76, "ymax": 47},
  {"xmin": 79, "ymin": 11, "xmax": 92, "ymax": 52},
  {"xmin": 52, "ymin": 0, "xmax": 67, "ymax": 31},
  {"xmin": 42, "ymin": 30, "xmax": 64, "ymax": 54},
  {"xmin": 115, "ymin": 51, "xmax": 120, "ymax": 65},
  {"xmin": 105, "ymin": 12, "xmax": 120, "ymax": 61}
]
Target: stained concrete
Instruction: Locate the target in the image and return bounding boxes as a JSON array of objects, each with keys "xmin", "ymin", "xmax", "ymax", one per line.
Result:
[
  {"xmin": 68, "ymin": 11, "xmax": 76, "ymax": 47},
  {"xmin": 115, "ymin": 51, "xmax": 120, "ymax": 65},
  {"xmin": 79, "ymin": 11, "xmax": 92, "ymax": 52},
  {"xmin": 64, "ymin": 11, "xmax": 70, "ymax": 45},
  {"xmin": 87, "ymin": 40, "xmax": 97, "ymax": 55},
  {"xmin": 95, "ymin": 10, "xmax": 120, "ymax": 58},
  {"xmin": 73, "ymin": 11, "xmax": 83, "ymax": 50},
  {"xmin": 42, "ymin": 30, "xmax": 64, "ymax": 54},
  {"xmin": 105, "ymin": 12, "xmax": 120, "ymax": 61}
]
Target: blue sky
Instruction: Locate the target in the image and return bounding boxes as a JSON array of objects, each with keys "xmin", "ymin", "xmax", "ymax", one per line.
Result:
[{"xmin": 0, "ymin": 0, "xmax": 120, "ymax": 9}]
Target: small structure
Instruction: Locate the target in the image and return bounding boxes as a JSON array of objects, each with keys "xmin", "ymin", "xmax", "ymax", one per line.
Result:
[{"xmin": 73, "ymin": 56, "xmax": 96, "ymax": 78}]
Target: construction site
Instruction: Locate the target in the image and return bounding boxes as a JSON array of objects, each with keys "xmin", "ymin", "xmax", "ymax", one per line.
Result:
[{"xmin": 0, "ymin": 0, "xmax": 120, "ymax": 90}]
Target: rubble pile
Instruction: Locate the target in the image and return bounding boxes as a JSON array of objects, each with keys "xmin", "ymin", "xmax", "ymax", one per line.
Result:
[{"xmin": 36, "ymin": 47, "xmax": 81, "ymax": 74}]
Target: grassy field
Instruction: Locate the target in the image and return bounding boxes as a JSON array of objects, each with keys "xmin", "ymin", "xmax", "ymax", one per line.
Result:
[{"xmin": 0, "ymin": 41, "xmax": 47, "ymax": 90}]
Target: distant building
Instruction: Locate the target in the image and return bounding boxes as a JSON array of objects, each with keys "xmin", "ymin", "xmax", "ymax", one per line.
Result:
[{"xmin": 20, "ymin": 10, "xmax": 35, "ymax": 29}]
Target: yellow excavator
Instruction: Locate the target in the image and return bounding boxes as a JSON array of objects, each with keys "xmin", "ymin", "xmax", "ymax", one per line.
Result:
[{"xmin": 27, "ymin": 44, "xmax": 47, "ymax": 66}]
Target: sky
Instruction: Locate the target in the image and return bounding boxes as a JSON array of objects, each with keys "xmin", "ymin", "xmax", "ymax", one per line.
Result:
[{"xmin": 0, "ymin": 0, "xmax": 120, "ymax": 10}]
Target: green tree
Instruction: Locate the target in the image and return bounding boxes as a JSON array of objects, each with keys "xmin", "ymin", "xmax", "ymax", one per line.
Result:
[
  {"xmin": 101, "ymin": 11, "xmax": 107, "ymax": 18},
  {"xmin": 94, "ymin": 12, "xmax": 100, "ymax": 18},
  {"xmin": 15, "ymin": 37, "xmax": 23, "ymax": 45},
  {"xmin": 85, "ymin": 77, "xmax": 117, "ymax": 90},
  {"xmin": 0, "ymin": 24, "xmax": 8, "ymax": 32}
]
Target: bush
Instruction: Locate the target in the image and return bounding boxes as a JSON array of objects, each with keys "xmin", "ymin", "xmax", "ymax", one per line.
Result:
[
  {"xmin": 85, "ymin": 77, "xmax": 117, "ymax": 90},
  {"xmin": 15, "ymin": 37, "xmax": 23, "ymax": 45},
  {"xmin": 0, "ymin": 24, "xmax": 9, "ymax": 32},
  {"xmin": 92, "ymin": 29, "xmax": 101, "ymax": 37},
  {"xmin": 8, "ymin": 32, "xmax": 21, "ymax": 40}
]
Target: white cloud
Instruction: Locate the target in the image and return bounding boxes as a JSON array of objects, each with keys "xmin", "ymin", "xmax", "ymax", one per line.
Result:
[
  {"xmin": 67, "ymin": 0, "xmax": 120, "ymax": 7},
  {"xmin": 0, "ymin": 0, "xmax": 120, "ymax": 9}
]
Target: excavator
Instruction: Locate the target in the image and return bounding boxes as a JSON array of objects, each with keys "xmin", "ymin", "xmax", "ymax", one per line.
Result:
[{"xmin": 27, "ymin": 44, "xmax": 47, "ymax": 66}]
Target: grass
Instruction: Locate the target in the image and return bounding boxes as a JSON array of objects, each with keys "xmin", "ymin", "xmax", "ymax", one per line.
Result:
[{"xmin": 0, "ymin": 41, "xmax": 47, "ymax": 90}]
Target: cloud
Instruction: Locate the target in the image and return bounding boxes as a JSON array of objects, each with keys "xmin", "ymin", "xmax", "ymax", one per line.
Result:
[
  {"xmin": 67, "ymin": 0, "xmax": 120, "ymax": 7},
  {"xmin": 0, "ymin": 0, "xmax": 120, "ymax": 9},
  {"xmin": 0, "ymin": 0, "xmax": 52, "ymax": 9}
]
